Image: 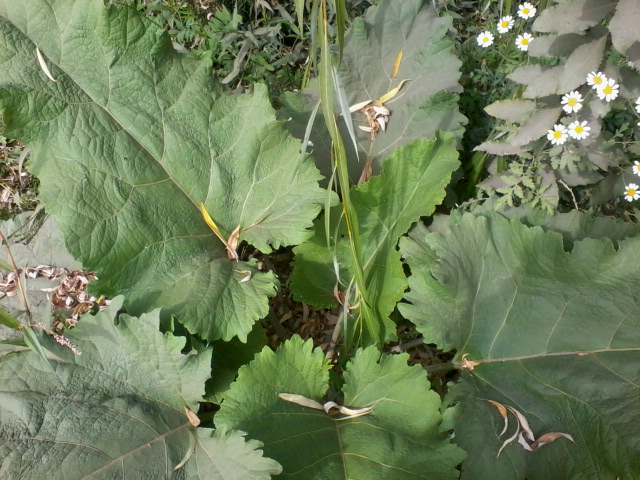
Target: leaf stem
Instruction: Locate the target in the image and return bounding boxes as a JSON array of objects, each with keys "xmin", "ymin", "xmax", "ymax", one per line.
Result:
[{"xmin": 318, "ymin": 0, "xmax": 379, "ymax": 347}]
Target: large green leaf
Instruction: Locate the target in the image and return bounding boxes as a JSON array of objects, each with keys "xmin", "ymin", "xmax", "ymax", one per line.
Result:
[
  {"xmin": 0, "ymin": 296, "xmax": 281, "ymax": 479},
  {"xmin": 216, "ymin": 335, "xmax": 465, "ymax": 479},
  {"xmin": 400, "ymin": 212, "xmax": 640, "ymax": 479},
  {"xmin": 0, "ymin": 0, "xmax": 326, "ymax": 341},
  {"xmin": 280, "ymin": 0, "xmax": 464, "ymax": 180},
  {"xmin": 291, "ymin": 136, "xmax": 459, "ymax": 342}
]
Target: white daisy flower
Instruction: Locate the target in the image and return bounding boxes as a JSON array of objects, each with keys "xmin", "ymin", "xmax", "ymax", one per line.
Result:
[
  {"xmin": 567, "ymin": 120, "xmax": 590, "ymax": 140},
  {"xmin": 635, "ymin": 96, "xmax": 640, "ymax": 114},
  {"xmin": 515, "ymin": 33, "xmax": 534, "ymax": 52},
  {"xmin": 632, "ymin": 161, "xmax": 640, "ymax": 176},
  {"xmin": 586, "ymin": 71, "xmax": 607, "ymax": 89},
  {"xmin": 477, "ymin": 31, "xmax": 494, "ymax": 48},
  {"xmin": 561, "ymin": 91, "xmax": 583, "ymax": 114},
  {"xmin": 596, "ymin": 78, "xmax": 619, "ymax": 102},
  {"xmin": 547, "ymin": 124, "xmax": 568, "ymax": 145},
  {"xmin": 497, "ymin": 16, "xmax": 515, "ymax": 34},
  {"xmin": 624, "ymin": 183, "xmax": 640, "ymax": 202},
  {"xmin": 517, "ymin": 2, "xmax": 537, "ymax": 19}
]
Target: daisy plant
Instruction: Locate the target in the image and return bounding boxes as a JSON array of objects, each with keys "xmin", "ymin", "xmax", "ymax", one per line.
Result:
[
  {"xmin": 561, "ymin": 91, "xmax": 583, "ymax": 114},
  {"xmin": 477, "ymin": 30, "xmax": 494, "ymax": 48},
  {"xmin": 496, "ymin": 15, "xmax": 514, "ymax": 34},
  {"xmin": 517, "ymin": 2, "xmax": 537, "ymax": 19},
  {"xmin": 472, "ymin": 0, "xmax": 640, "ymax": 213},
  {"xmin": 515, "ymin": 32, "xmax": 533, "ymax": 52},
  {"xmin": 567, "ymin": 121, "xmax": 590, "ymax": 140},
  {"xmin": 547, "ymin": 124, "xmax": 568, "ymax": 146},
  {"xmin": 595, "ymin": 78, "xmax": 619, "ymax": 102},
  {"xmin": 624, "ymin": 183, "xmax": 640, "ymax": 202}
]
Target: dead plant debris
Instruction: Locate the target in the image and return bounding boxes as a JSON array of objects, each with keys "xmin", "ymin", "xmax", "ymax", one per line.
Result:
[{"xmin": 0, "ymin": 266, "xmax": 110, "ymax": 331}]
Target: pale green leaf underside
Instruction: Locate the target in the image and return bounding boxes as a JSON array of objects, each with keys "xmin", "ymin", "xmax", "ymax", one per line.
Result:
[
  {"xmin": 400, "ymin": 212, "xmax": 640, "ymax": 479},
  {"xmin": 0, "ymin": 0, "xmax": 325, "ymax": 341},
  {"xmin": 0, "ymin": 297, "xmax": 220, "ymax": 479},
  {"xmin": 217, "ymin": 336, "xmax": 465, "ymax": 479},
  {"xmin": 609, "ymin": 0, "xmax": 640, "ymax": 57},
  {"xmin": 533, "ymin": 0, "xmax": 615, "ymax": 35},
  {"xmin": 281, "ymin": 0, "xmax": 464, "ymax": 180}
]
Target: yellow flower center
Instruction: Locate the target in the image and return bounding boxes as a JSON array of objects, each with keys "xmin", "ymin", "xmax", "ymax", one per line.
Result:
[
  {"xmin": 603, "ymin": 85, "xmax": 612, "ymax": 94},
  {"xmin": 523, "ymin": 8, "xmax": 530, "ymax": 14},
  {"xmin": 628, "ymin": 189, "xmax": 636, "ymax": 196},
  {"xmin": 594, "ymin": 77, "xmax": 603, "ymax": 85},
  {"xmin": 522, "ymin": 38, "xmax": 529, "ymax": 45},
  {"xmin": 568, "ymin": 98, "xmax": 577, "ymax": 106},
  {"xmin": 553, "ymin": 131, "xmax": 563, "ymax": 139},
  {"xmin": 574, "ymin": 125, "xmax": 583, "ymax": 133}
]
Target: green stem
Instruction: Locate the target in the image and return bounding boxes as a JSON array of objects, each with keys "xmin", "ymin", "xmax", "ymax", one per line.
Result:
[{"xmin": 317, "ymin": 0, "xmax": 379, "ymax": 347}]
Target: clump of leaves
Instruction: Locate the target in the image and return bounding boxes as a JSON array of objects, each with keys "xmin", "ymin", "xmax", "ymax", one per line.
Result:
[
  {"xmin": 130, "ymin": 0, "xmax": 309, "ymax": 99},
  {"xmin": 472, "ymin": 0, "xmax": 640, "ymax": 213}
]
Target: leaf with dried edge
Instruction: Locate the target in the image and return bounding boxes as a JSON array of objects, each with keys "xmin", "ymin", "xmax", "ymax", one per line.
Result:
[
  {"xmin": 401, "ymin": 212, "xmax": 640, "ymax": 479},
  {"xmin": 216, "ymin": 335, "xmax": 465, "ymax": 479},
  {"xmin": 0, "ymin": 296, "xmax": 280, "ymax": 479},
  {"xmin": 0, "ymin": 0, "xmax": 326, "ymax": 341}
]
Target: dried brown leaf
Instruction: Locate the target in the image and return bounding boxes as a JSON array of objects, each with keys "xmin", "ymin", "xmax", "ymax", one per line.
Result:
[{"xmin": 530, "ymin": 431, "xmax": 575, "ymax": 451}]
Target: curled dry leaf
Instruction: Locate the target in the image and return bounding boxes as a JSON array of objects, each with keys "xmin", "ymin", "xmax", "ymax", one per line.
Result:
[
  {"xmin": 377, "ymin": 79, "xmax": 410, "ymax": 104},
  {"xmin": 486, "ymin": 400, "xmax": 508, "ymax": 436},
  {"xmin": 529, "ymin": 431, "xmax": 575, "ymax": 450},
  {"xmin": 324, "ymin": 401, "xmax": 374, "ymax": 420},
  {"xmin": 349, "ymin": 93, "xmax": 397, "ymax": 140},
  {"xmin": 485, "ymin": 399, "xmax": 574, "ymax": 456},
  {"xmin": 517, "ymin": 430, "xmax": 534, "ymax": 451},
  {"xmin": 278, "ymin": 393, "xmax": 374, "ymax": 420},
  {"xmin": 35, "ymin": 46, "xmax": 56, "ymax": 82},
  {"xmin": 234, "ymin": 269, "xmax": 252, "ymax": 283},
  {"xmin": 200, "ymin": 203, "xmax": 239, "ymax": 261},
  {"xmin": 278, "ymin": 393, "xmax": 324, "ymax": 410},
  {"xmin": 349, "ymin": 100, "xmax": 373, "ymax": 113},
  {"xmin": 391, "ymin": 51, "xmax": 403, "ymax": 79},
  {"xmin": 351, "ymin": 101, "xmax": 391, "ymax": 139},
  {"xmin": 460, "ymin": 353, "xmax": 479, "ymax": 370},
  {"xmin": 505, "ymin": 405, "xmax": 535, "ymax": 442},
  {"xmin": 184, "ymin": 407, "xmax": 201, "ymax": 427}
]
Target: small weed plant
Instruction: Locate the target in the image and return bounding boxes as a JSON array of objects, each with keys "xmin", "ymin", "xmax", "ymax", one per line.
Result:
[{"xmin": 1, "ymin": 1, "xmax": 640, "ymax": 479}]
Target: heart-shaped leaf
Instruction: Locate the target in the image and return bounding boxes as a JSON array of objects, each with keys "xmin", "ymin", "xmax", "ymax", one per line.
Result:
[
  {"xmin": 0, "ymin": 0, "xmax": 326, "ymax": 341},
  {"xmin": 216, "ymin": 335, "xmax": 465, "ymax": 479},
  {"xmin": 400, "ymin": 212, "xmax": 640, "ymax": 479}
]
